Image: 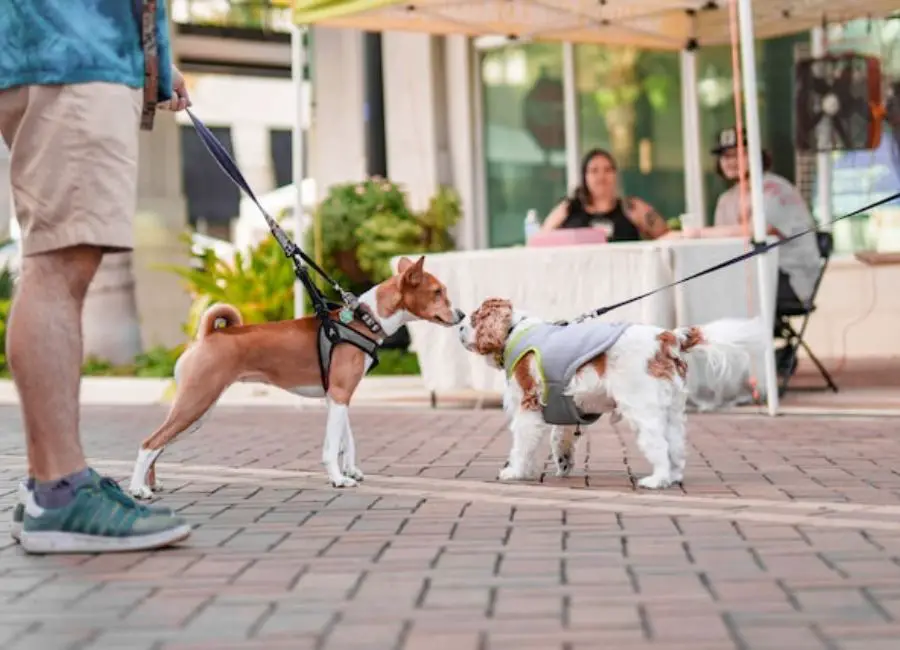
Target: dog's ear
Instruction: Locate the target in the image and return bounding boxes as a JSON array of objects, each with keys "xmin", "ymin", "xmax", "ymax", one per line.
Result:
[
  {"xmin": 396, "ymin": 257, "xmax": 412, "ymax": 275},
  {"xmin": 401, "ymin": 256, "xmax": 425, "ymax": 287},
  {"xmin": 473, "ymin": 299, "xmax": 513, "ymax": 355}
]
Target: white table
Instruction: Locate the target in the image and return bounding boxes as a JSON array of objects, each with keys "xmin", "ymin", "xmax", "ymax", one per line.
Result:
[{"xmin": 393, "ymin": 238, "xmax": 778, "ymax": 397}]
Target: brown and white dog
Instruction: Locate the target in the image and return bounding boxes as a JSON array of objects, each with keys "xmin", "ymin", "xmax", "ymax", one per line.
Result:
[
  {"xmin": 458, "ymin": 298, "xmax": 762, "ymax": 489},
  {"xmin": 128, "ymin": 256, "xmax": 463, "ymax": 496}
]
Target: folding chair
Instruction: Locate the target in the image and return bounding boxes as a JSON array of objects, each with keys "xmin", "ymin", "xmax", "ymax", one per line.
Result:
[{"xmin": 774, "ymin": 231, "xmax": 839, "ymax": 396}]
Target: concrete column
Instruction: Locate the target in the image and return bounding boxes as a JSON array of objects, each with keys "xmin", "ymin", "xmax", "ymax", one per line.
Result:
[
  {"xmin": 131, "ymin": 113, "xmax": 193, "ymax": 350},
  {"xmin": 382, "ymin": 32, "xmax": 450, "ymax": 211},
  {"xmin": 444, "ymin": 35, "xmax": 479, "ymax": 251},
  {"xmin": 311, "ymin": 27, "xmax": 367, "ymax": 197}
]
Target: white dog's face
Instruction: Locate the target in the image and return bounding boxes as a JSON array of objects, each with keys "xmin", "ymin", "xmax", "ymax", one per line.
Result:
[{"xmin": 457, "ymin": 298, "xmax": 516, "ymax": 368}]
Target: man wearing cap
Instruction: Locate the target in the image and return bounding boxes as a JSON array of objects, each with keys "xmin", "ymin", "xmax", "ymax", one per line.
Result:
[
  {"xmin": 668, "ymin": 127, "xmax": 821, "ymax": 307},
  {"xmin": 664, "ymin": 127, "xmax": 822, "ymax": 377}
]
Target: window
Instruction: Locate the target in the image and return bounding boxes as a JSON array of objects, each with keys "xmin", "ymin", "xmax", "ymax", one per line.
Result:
[
  {"xmin": 481, "ymin": 43, "xmax": 567, "ymax": 248},
  {"xmin": 180, "ymin": 124, "xmax": 241, "ymax": 228},
  {"xmin": 574, "ymin": 38, "xmax": 799, "ymax": 226},
  {"xmin": 575, "ymin": 45, "xmax": 685, "ymax": 222},
  {"xmin": 270, "ymin": 128, "xmax": 293, "ymax": 188}
]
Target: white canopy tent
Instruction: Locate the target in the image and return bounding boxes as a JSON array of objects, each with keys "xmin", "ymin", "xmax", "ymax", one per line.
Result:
[{"xmin": 289, "ymin": 0, "xmax": 898, "ymax": 415}]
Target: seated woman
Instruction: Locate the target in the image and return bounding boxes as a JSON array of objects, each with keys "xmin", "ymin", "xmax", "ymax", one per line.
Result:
[
  {"xmin": 541, "ymin": 148, "xmax": 669, "ymax": 241},
  {"xmin": 665, "ymin": 127, "xmax": 821, "ymax": 308}
]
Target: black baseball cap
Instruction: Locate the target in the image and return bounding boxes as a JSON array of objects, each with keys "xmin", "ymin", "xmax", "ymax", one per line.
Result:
[{"xmin": 711, "ymin": 127, "xmax": 747, "ymax": 155}]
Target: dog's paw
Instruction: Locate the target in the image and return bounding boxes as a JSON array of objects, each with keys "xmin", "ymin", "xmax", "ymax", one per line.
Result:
[
  {"xmin": 637, "ymin": 474, "xmax": 673, "ymax": 490},
  {"xmin": 554, "ymin": 452, "xmax": 574, "ymax": 477},
  {"xmin": 343, "ymin": 467, "xmax": 365, "ymax": 482},
  {"xmin": 130, "ymin": 485, "xmax": 155, "ymax": 500},
  {"xmin": 498, "ymin": 466, "xmax": 528, "ymax": 481},
  {"xmin": 330, "ymin": 476, "xmax": 359, "ymax": 488}
]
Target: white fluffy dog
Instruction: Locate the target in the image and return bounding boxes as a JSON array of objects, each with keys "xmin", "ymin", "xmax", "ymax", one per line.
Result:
[{"xmin": 457, "ymin": 298, "xmax": 763, "ymax": 489}]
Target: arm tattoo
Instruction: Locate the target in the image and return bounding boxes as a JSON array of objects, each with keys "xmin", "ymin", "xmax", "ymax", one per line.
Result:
[{"xmin": 645, "ymin": 208, "xmax": 661, "ymax": 229}]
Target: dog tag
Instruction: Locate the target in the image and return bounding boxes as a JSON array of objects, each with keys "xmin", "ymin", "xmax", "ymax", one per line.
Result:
[{"xmin": 339, "ymin": 307, "xmax": 354, "ymax": 324}]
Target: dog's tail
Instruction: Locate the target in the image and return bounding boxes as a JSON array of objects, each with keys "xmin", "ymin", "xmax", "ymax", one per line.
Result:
[
  {"xmin": 674, "ymin": 317, "xmax": 765, "ymax": 411},
  {"xmin": 197, "ymin": 303, "xmax": 243, "ymax": 340}
]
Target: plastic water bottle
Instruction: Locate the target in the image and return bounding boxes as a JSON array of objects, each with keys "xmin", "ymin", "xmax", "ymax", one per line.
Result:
[{"xmin": 524, "ymin": 209, "xmax": 540, "ymax": 242}]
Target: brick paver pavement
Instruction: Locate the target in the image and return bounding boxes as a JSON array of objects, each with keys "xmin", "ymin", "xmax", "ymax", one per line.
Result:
[{"xmin": 2, "ymin": 405, "xmax": 900, "ymax": 650}]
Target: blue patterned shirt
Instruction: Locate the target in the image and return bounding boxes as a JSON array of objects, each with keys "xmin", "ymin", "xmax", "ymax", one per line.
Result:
[{"xmin": 0, "ymin": 0, "xmax": 173, "ymax": 101}]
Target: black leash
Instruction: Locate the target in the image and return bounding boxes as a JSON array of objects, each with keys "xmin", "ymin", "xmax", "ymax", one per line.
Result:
[
  {"xmin": 562, "ymin": 189, "xmax": 900, "ymax": 324},
  {"xmin": 185, "ymin": 109, "xmax": 383, "ymax": 336}
]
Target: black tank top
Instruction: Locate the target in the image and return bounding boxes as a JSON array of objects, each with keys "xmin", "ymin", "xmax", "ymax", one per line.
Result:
[{"xmin": 560, "ymin": 198, "xmax": 643, "ymax": 242}]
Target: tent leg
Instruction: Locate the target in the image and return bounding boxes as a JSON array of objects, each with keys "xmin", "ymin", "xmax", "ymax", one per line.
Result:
[
  {"xmin": 736, "ymin": 0, "xmax": 779, "ymax": 416},
  {"xmin": 292, "ymin": 25, "xmax": 309, "ymax": 318},
  {"xmin": 562, "ymin": 42, "xmax": 580, "ymax": 193},
  {"xmin": 679, "ymin": 45, "xmax": 706, "ymax": 228}
]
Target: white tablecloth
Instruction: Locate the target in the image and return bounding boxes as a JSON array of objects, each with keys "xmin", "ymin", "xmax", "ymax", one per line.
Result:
[{"xmin": 393, "ymin": 238, "xmax": 778, "ymax": 396}]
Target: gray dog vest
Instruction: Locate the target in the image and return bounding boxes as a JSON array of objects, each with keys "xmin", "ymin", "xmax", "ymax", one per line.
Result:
[{"xmin": 503, "ymin": 321, "xmax": 631, "ymax": 425}]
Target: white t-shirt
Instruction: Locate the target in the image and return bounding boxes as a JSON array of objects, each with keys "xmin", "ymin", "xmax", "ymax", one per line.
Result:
[{"xmin": 713, "ymin": 172, "xmax": 821, "ymax": 303}]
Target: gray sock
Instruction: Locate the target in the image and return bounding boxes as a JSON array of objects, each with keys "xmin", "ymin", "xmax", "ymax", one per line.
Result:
[
  {"xmin": 25, "ymin": 477, "xmax": 35, "ymax": 490},
  {"xmin": 33, "ymin": 468, "xmax": 94, "ymax": 509}
]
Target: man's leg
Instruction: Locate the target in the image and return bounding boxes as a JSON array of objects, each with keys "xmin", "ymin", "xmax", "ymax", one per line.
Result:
[
  {"xmin": 7, "ymin": 245, "xmax": 102, "ymax": 484},
  {"xmin": 2, "ymin": 82, "xmax": 189, "ymax": 553}
]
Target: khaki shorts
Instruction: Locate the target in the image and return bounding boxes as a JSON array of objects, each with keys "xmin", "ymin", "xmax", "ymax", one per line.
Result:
[{"xmin": 0, "ymin": 82, "xmax": 141, "ymax": 256}]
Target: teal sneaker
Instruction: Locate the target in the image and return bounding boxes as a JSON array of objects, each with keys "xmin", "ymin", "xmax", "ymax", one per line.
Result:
[
  {"xmin": 19, "ymin": 477, "xmax": 191, "ymax": 555},
  {"xmin": 86, "ymin": 471, "xmax": 174, "ymax": 516},
  {"xmin": 10, "ymin": 473, "xmax": 172, "ymax": 545}
]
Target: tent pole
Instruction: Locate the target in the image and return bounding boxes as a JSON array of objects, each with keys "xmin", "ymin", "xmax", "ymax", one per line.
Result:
[
  {"xmin": 562, "ymin": 42, "xmax": 580, "ymax": 193},
  {"xmin": 679, "ymin": 43, "xmax": 705, "ymax": 227},
  {"xmin": 736, "ymin": 0, "xmax": 779, "ymax": 416},
  {"xmin": 291, "ymin": 24, "xmax": 309, "ymax": 318}
]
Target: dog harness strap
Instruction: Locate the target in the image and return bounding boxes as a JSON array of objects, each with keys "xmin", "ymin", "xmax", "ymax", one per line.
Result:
[
  {"xmin": 317, "ymin": 319, "xmax": 381, "ymax": 392},
  {"xmin": 504, "ymin": 321, "xmax": 631, "ymax": 426}
]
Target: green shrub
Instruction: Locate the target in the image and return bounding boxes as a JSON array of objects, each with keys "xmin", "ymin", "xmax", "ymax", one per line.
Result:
[
  {"xmin": 307, "ymin": 179, "xmax": 462, "ymax": 297},
  {"xmin": 167, "ymin": 232, "xmax": 295, "ymax": 326},
  {"xmin": 368, "ymin": 348, "xmax": 421, "ymax": 376}
]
